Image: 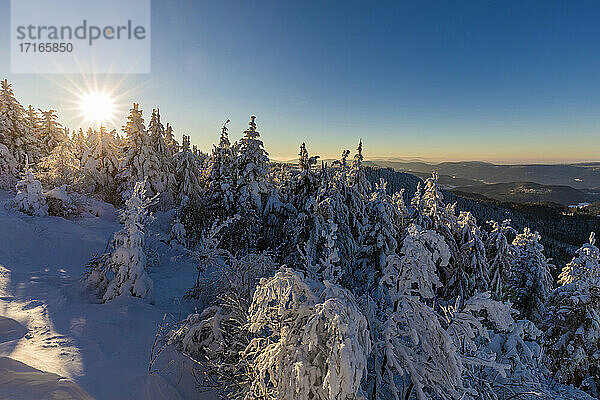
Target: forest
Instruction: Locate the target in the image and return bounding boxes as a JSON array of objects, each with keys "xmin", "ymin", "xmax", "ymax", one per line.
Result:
[{"xmin": 1, "ymin": 78, "xmax": 600, "ymax": 399}]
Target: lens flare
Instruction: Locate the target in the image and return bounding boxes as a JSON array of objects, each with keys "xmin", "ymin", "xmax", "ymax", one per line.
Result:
[{"xmin": 79, "ymin": 92, "xmax": 116, "ymax": 127}]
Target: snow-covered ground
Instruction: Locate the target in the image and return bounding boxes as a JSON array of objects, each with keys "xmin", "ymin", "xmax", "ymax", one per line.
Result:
[{"xmin": 0, "ymin": 190, "xmax": 209, "ymax": 399}]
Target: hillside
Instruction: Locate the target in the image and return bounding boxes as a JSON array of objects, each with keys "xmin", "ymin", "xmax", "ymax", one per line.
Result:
[
  {"xmin": 367, "ymin": 159, "xmax": 600, "ymax": 189},
  {"xmin": 365, "ymin": 167, "xmax": 600, "ymax": 271},
  {"xmin": 451, "ymin": 181, "xmax": 599, "ymax": 206}
]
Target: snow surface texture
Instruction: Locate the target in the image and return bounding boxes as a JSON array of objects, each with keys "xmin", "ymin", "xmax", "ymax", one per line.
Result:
[{"xmin": 0, "ymin": 190, "xmax": 214, "ymax": 399}]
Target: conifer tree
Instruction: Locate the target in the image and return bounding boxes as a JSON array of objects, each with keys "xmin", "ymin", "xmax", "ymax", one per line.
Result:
[
  {"xmin": 24, "ymin": 105, "xmax": 44, "ymax": 161},
  {"xmin": 38, "ymin": 109, "xmax": 67, "ymax": 155},
  {"xmin": 348, "ymin": 139, "xmax": 371, "ymax": 197},
  {"xmin": 163, "ymin": 123, "xmax": 180, "ymax": 155},
  {"xmin": 379, "ymin": 224, "xmax": 463, "ymax": 399},
  {"xmin": 544, "ymin": 232, "xmax": 600, "ymax": 393},
  {"xmin": 116, "ymin": 103, "xmax": 163, "ymax": 200},
  {"xmin": 411, "ymin": 173, "xmax": 460, "ymax": 298},
  {"xmin": 71, "ymin": 128, "xmax": 89, "ymax": 162},
  {"xmin": 455, "ymin": 211, "xmax": 490, "ymax": 296},
  {"xmin": 174, "ymin": 134, "xmax": 203, "ymax": 206},
  {"xmin": 148, "ymin": 108, "xmax": 177, "ymax": 206},
  {"xmin": 354, "ymin": 179, "xmax": 399, "ymax": 292},
  {"xmin": 486, "ymin": 219, "xmax": 515, "ymax": 298},
  {"xmin": 87, "ymin": 181, "xmax": 156, "ymax": 302},
  {"xmin": 0, "ymin": 80, "xmax": 39, "ymax": 163},
  {"xmin": 507, "ymin": 227, "xmax": 553, "ymax": 323},
  {"xmin": 37, "ymin": 140, "xmax": 81, "ymax": 188},
  {"xmin": 235, "ymin": 116, "xmax": 270, "ymax": 211},
  {"xmin": 207, "ymin": 120, "xmax": 235, "ymax": 207},
  {"xmin": 11, "ymin": 157, "xmax": 48, "ymax": 217},
  {"xmin": 0, "ymin": 142, "xmax": 17, "ymax": 189},
  {"xmin": 25, "ymin": 105, "xmax": 41, "ymax": 135},
  {"xmin": 81, "ymin": 126, "xmax": 121, "ymax": 203}
]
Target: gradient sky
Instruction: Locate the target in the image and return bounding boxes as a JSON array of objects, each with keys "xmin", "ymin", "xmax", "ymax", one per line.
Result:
[{"xmin": 1, "ymin": 0, "xmax": 600, "ymax": 163}]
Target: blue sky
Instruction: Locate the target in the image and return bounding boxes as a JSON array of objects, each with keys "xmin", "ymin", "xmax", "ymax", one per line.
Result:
[{"xmin": 1, "ymin": 0, "xmax": 600, "ymax": 163}]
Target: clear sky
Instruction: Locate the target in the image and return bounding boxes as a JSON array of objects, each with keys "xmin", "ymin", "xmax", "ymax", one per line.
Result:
[{"xmin": 1, "ymin": 0, "xmax": 600, "ymax": 163}]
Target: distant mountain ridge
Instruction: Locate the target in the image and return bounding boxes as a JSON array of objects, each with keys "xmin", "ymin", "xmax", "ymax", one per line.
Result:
[
  {"xmin": 451, "ymin": 181, "xmax": 599, "ymax": 206},
  {"xmin": 366, "ymin": 159, "xmax": 600, "ymax": 189}
]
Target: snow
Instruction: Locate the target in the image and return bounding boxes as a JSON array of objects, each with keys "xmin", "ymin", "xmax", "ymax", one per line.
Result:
[
  {"xmin": 569, "ymin": 202, "xmax": 591, "ymax": 209},
  {"xmin": 0, "ymin": 189, "xmax": 213, "ymax": 400},
  {"xmin": 0, "ymin": 356, "xmax": 94, "ymax": 400}
]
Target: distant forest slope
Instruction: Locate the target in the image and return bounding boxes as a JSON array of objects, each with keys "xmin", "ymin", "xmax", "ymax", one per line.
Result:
[
  {"xmin": 368, "ymin": 160, "xmax": 600, "ymax": 189},
  {"xmin": 365, "ymin": 167, "xmax": 600, "ymax": 275},
  {"xmin": 451, "ymin": 181, "xmax": 599, "ymax": 206}
]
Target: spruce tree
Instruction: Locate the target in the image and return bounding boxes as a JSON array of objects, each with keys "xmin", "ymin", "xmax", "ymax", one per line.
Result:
[
  {"xmin": 507, "ymin": 227, "xmax": 553, "ymax": 323},
  {"xmin": 24, "ymin": 105, "xmax": 44, "ymax": 161},
  {"xmin": 486, "ymin": 219, "xmax": 515, "ymax": 298},
  {"xmin": 235, "ymin": 116, "xmax": 270, "ymax": 211},
  {"xmin": 455, "ymin": 211, "xmax": 490, "ymax": 296},
  {"xmin": 82, "ymin": 126, "xmax": 121, "ymax": 203},
  {"xmin": 116, "ymin": 103, "xmax": 163, "ymax": 200},
  {"xmin": 71, "ymin": 128, "xmax": 89, "ymax": 162},
  {"xmin": 174, "ymin": 134, "xmax": 203, "ymax": 207},
  {"xmin": 0, "ymin": 80, "xmax": 39, "ymax": 163},
  {"xmin": 0, "ymin": 142, "xmax": 17, "ymax": 189},
  {"xmin": 11, "ymin": 157, "xmax": 48, "ymax": 217},
  {"xmin": 544, "ymin": 232, "xmax": 600, "ymax": 393},
  {"xmin": 163, "ymin": 122, "xmax": 180, "ymax": 155},
  {"xmin": 148, "ymin": 108, "xmax": 177, "ymax": 207},
  {"xmin": 38, "ymin": 109, "xmax": 67, "ymax": 155},
  {"xmin": 86, "ymin": 181, "xmax": 156, "ymax": 302},
  {"xmin": 207, "ymin": 120, "xmax": 235, "ymax": 207},
  {"xmin": 37, "ymin": 140, "xmax": 81, "ymax": 188}
]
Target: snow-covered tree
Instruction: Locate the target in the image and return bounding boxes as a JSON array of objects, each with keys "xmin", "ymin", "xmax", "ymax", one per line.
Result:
[
  {"xmin": 544, "ymin": 232, "xmax": 600, "ymax": 394},
  {"xmin": 411, "ymin": 172, "xmax": 459, "ymax": 296},
  {"xmin": 207, "ymin": 120, "xmax": 235, "ymax": 207},
  {"xmin": 506, "ymin": 227, "xmax": 553, "ymax": 323},
  {"xmin": 235, "ymin": 116, "xmax": 270, "ymax": 211},
  {"xmin": 38, "ymin": 109, "xmax": 67, "ymax": 155},
  {"xmin": 348, "ymin": 139, "xmax": 371, "ymax": 197},
  {"xmin": 71, "ymin": 128, "xmax": 89, "ymax": 162},
  {"xmin": 148, "ymin": 108, "xmax": 177, "ymax": 206},
  {"xmin": 441, "ymin": 292, "xmax": 514, "ymax": 397},
  {"xmin": 174, "ymin": 134, "xmax": 203, "ymax": 206},
  {"xmin": 298, "ymin": 142, "xmax": 320, "ymax": 172},
  {"xmin": 169, "ymin": 217, "xmax": 187, "ymax": 247},
  {"xmin": 486, "ymin": 219, "xmax": 516, "ymax": 299},
  {"xmin": 11, "ymin": 157, "xmax": 48, "ymax": 217},
  {"xmin": 0, "ymin": 80, "xmax": 39, "ymax": 163},
  {"xmin": 244, "ymin": 268, "xmax": 371, "ymax": 400},
  {"xmin": 412, "ymin": 172, "xmax": 456, "ymax": 234},
  {"xmin": 81, "ymin": 126, "xmax": 120, "ymax": 203},
  {"xmin": 354, "ymin": 179, "xmax": 400, "ymax": 293},
  {"xmin": 163, "ymin": 122, "xmax": 180, "ymax": 154},
  {"xmin": 0, "ymin": 142, "xmax": 17, "ymax": 189},
  {"xmin": 87, "ymin": 181, "xmax": 157, "ymax": 302},
  {"xmin": 559, "ymin": 232, "xmax": 600, "ymax": 285},
  {"xmin": 544, "ymin": 280, "xmax": 600, "ymax": 394},
  {"xmin": 116, "ymin": 103, "xmax": 163, "ymax": 200},
  {"xmin": 173, "ymin": 265, "xmax": 371, "ymax": 400},
  {"xmin": 299, "ymin": 218, "xmax": 342, "ymax": 283},
  {"xmin": 36, "ymin": 140, "xmax": 81, "ymax": 188},
  {"xmin": 25, "ymin": 105, "xmax": 41, "ymax": 136},
  {"xmin": 24, "ymin": 105, "xmax": 44, "ymax": 161},
  {"xmin": 378, "ymin": 224, "xmax": 463, "ymax": 400},
  {"xmin": 455, "ymin": 211, "xmax": 490, "ymax": 296}
]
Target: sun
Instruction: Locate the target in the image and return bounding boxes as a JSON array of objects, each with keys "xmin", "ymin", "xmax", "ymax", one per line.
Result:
[{"xmin": 79, "ymin": 91, "xmax": 116, "ymax": 128}]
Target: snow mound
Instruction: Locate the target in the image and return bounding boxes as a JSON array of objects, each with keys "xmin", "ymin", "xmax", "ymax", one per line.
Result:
[
  {"xmin": 0, "ymin": 356, "xmax": 95, "ymax": 400},
  {"xmin": 0, "ymin": 316, "xmax": 27, "ymax": 343}
]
